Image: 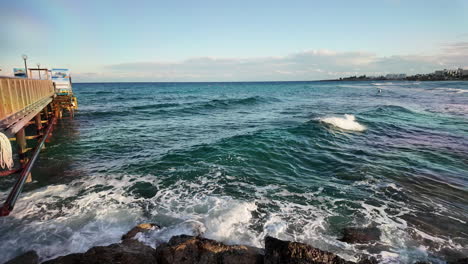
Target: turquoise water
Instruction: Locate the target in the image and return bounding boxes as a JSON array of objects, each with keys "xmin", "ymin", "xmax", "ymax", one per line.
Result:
[{"xmin": 0, "ymin": 81, "xmax": 467, "ymax": 263}]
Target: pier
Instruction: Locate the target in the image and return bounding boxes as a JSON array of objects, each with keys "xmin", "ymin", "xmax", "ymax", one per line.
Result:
[{"xmin": 0, "ymin": 75, "xmax": 77, "ymax": 216}]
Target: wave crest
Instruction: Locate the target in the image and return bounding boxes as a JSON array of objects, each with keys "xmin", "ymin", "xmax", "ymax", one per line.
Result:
[{"xmin": 320, "ymin": 114, "xmax": 366, "ymax": 132}]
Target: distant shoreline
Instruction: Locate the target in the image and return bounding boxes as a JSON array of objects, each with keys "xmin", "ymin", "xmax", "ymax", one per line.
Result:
[
  {"xmin": 73, "ymin": 79, "xmax": 468, "ymax": 84},
  {"xmin": 331, "ymin": 74, "xmax": 468, "ymax": 82},
  {"xmin": 329, "ymin": 78, "xmax": 468, "ymax": 82}
]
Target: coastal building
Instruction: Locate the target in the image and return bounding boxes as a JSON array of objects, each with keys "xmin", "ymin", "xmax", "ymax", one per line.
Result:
[
  {"xmin": 459, "ymin": 68, "xmax": 468, "ymax": 76},
  {"xmin": 434, "ymin": 70, "xmax": 444, "ymax": 76},
  {"xmin": 434, "ymin": 69, "xmax": 468, "ymax": 77}
]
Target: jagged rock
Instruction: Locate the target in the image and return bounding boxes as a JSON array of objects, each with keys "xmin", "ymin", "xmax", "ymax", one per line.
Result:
[
  {"xmin": 155, "ymin": 235, "xmax": 264, "ymax": 264},
  {"xmin": 338, "ymin": 227, "xmax": 381, "ymax": 244},
  {"xmin": 448, "ymin": 258, "xmax": 468, "ymax": 264},
  {"xmin": 42, "ymin": 240, "xmax": 157, "ymax": 264},
  {"xmin": 4, "ymin": 250, "xmax": 39, "ymax": 264},
  {"xmin": 122, "ymin": 223, "xmax": 160, "ymax": 242},
  {"xmin": 264, "ymin": 236, "xmax": 354, "ymax": 264}
]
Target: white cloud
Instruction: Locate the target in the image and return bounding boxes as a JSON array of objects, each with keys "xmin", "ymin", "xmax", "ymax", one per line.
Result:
[{"xmin": 73, "ymin": 44, "xmax": 468, "ymax": 82}]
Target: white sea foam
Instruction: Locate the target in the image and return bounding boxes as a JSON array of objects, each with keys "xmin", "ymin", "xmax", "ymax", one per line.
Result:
[
  {"xmin": 372, "ymin": 82, "xmax": 396, "ymax": 86},
  {"xmin": 434, "ymin": 87, "xmax": 468, "ymax": 94},
  {"xmin": 0, "ymin": 168, "xmax": 464, "ymax": 263},
  {"xmin": 319, "ymin": 114, "xmax": 366, "ymax": 131}
]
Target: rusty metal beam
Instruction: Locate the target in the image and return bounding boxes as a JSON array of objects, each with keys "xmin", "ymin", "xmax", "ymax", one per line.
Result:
[{"xmin": 0, "ymin": 169, "xmax": 21, "ymax": 177}]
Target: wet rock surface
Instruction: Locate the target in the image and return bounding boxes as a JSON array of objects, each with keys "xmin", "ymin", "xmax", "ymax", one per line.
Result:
[
  {"xmin": 122, "ymin": 223, "xmax": 160, "ymax": 242},
  {"xmin": 41, "ymin": 239, "xmax": 158, "ymax": 264},
  {"xmin": 156, "ymin": 235, "xmax": 264, "ymax": 264},
  {"xmin": 448, "ymin": 258, "xmax": 468, "ymax": 264},
  {"xmin": 264, "ymin": 236, "xmax": 355, "ymax": 264},
  {"xmin": 3, "ymin": 223, "xmax": 464, "ymax": 264}
]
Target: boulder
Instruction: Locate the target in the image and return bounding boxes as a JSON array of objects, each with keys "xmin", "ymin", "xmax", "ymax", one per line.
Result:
[
  {"xmin": 448, "ymin": 258, "xmax": 468, "ymax": 264},
  {"xmin": 4, "ymin": 250, "xmax": 39, "ymax": 264},
  {"xmin": 338, "ymin": 227, "xmax": 381, "ymax": 244},
  {"xmin": 122, "ymin": 223, "xmax": 160, "ymax": 242},
  {"xmin": 264, "ymin": 236, "xmax": 354, "ymax": 264},
  {"xmin": 42, "ymin": 239, "xmax": 157, "ymax": 264},
  {"xmin": 155, "ymin": 235, "xmax": 264, "ymax": 264}
]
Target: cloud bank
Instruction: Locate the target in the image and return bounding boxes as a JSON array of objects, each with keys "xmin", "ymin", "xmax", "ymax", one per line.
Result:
[{"xmin": 75, "ymin": 42, "xmax": 468, "ymax": 82}]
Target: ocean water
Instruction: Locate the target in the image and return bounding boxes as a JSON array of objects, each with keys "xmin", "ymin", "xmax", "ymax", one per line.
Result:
[{"xmin": 0, "ymin": 81, "xmax": 467, "ymax": 263}]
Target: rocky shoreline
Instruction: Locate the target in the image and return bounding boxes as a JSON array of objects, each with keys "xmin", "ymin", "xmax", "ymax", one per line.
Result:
[{"xmin": 4, "ymin": 224, "xmax": 467, "ymax": 264}]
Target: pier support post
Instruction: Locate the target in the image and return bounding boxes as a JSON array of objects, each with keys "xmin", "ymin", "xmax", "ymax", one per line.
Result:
[
  {"xmin": 35, "ymin": 114, "xmax": 43, "ymax": 135},
  {"xmin": 35, "ymin": 113, "xmax": 46, "ymax": 150},
  {"xmin": 15, "ymin": 129, "xmax": 32, "ymax": 183},
  {"xmin": 54, "ymin": 105, "xmax": 62, "ymax": 120},
  {"xmin": 43, "ymin": 107, "xmax": 49, "ymax": 122},
  {"xmin": 16, "ymin": 129, "xmax": 27, "ymax": 165}
]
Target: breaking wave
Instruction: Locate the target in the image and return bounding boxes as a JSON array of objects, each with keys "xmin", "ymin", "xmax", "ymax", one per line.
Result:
[
  {"xmin": 1, "ymin": 170, "xmax": 464, "ymax": 263},
  {"xmin": 319, "ymin": 114, "xmax": 366, "ymax": 132}
]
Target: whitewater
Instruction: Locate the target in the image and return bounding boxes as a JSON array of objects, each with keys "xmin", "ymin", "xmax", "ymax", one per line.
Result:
[{"xmin": 0, "ymin": 81, "xmax": 467, "ymax": 264}]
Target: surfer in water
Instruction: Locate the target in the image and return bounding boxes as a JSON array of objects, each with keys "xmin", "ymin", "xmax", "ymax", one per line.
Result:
[{"xmin": 378, "ymin": 88, "xmax": 382, "ymax": 93}]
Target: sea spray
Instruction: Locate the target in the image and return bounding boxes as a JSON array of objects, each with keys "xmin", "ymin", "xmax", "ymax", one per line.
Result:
[{"xmin": 319, "ymin": 114, "xmax": 366, "ymax": 131}]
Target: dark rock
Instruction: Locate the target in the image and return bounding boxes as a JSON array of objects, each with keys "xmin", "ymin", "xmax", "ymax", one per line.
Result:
[
  {"xmin": 42, "ymin": 240, "xmax": 157, "ymax": 264},
  {"xmin": 4, "ymin": 250, "xmax": 39, "ymax": 264},
  {"xmin": 122, "ymin": 223, "xmax": 160, "ymax": 242},
  {"xmin": 264, "ymin": 236, "xmax": 354, "ymax": 264},
  {"xmin": 439, "ymin": 247, "xmax": 468, "ymax": 264},
  {"xmin": 155, "ymin": 235, "xmax": 264, "ymax": 264},
  {"xmin": 448, "ymin": 258, "xmax": 468, "ymax": 264},
  {"xmin": 339, "ymin": 227, "xmax": 381, "ymax": 244}
]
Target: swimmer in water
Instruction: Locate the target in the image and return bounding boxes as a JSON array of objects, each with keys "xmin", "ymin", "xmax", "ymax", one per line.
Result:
[{"xmin": 378, "ymin": 88, "xmax": 382, "ymax": 93}]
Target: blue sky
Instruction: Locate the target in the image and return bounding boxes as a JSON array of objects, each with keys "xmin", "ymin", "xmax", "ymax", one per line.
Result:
[{"xmin": 1, "ymin": 0, "xmax": 467, "ymax": 82}]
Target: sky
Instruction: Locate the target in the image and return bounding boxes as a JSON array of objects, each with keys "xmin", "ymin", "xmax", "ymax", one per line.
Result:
[{"xmin": 1, "ymin": 0, "xmax": 467, "ymax": 82}]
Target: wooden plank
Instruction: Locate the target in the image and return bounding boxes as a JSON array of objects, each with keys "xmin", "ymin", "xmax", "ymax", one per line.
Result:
[
  {"xmin": 29, "ymin": 80, "xmax": 33, "ymax": 101},
  {"xmin": 25, "ymin": 80, "xmax": 30, "ymax": 106},
  {"xmin": 36, "ymin": 81, "xmax": 41, "ymax": 100},
  {"xmin": 0, "ymin": 80, "xmax": 5, "ymax": 117},
  {"xmin": 18, "ymin": 80, "xmax": 23, "ymax": 108},
  {"xmin": 15, "ymin": 80, "xmax": 22, "ymax": 113},
  {"xmin": 5, "ymin": 79, "xmax": 14, "ymax": 115},
  {"xmin": 31, "ymin": 80, "xmax": 36, "ymax": 102},
  {"xmin": 27, "ymin": 80, "xmax": 32, "ymax": 106},
  {"xmin": 24, "ymin": 80, "xmax": 29, "ymax": 107},
  {"xmin": 17, "ymin": 80, "xmax": 24, "ymax": 111},
  {"xmin": 11, "ymin": 80, "xmax": 19, "ymax": 113}
]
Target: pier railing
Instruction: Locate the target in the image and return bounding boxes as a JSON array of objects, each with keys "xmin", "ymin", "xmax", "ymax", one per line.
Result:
[
  {"xmin": 0, "ymin": 77, "xmax": 55, "ymax": 119},
  {"xmin": 0, "ymin": 77, "xmax": 55, "ymax": 136}
]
